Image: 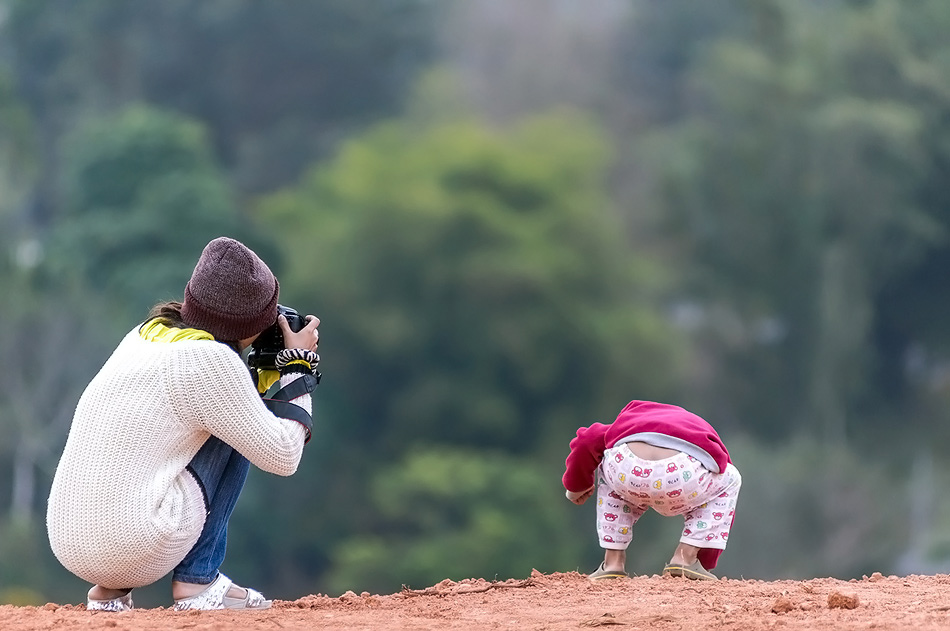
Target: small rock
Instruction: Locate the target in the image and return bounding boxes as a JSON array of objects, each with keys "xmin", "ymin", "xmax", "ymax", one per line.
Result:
[
  {"xmin": 868, "ymin": 572, "xmax": 884, "ymax": 582},
  {"xmin": 340, "ymin": 590, "xmax": 358, "ymax": 601},
  {"xmin": 827, "ymin": 592, "xmax": 859, "ymax": 609},
  {"xmin": 772, "ymin": 597, "xmax": 795, "ymax": 614},
  {"xmin": 360, "ymin": 591, "xmax": 370, "ymax": 597}
]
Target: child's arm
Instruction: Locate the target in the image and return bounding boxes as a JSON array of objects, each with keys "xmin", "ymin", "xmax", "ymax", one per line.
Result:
[
  {"xmin": 565, "ymin": 486, "xmax": 595, "ymax": 504},
  {"xmin": 562, "ymin": 422, "xmax": 609, "ymax": 494}
]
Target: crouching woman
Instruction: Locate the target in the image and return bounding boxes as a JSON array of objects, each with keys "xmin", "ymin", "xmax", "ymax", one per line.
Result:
[{"xmin": 47, "ymin": 237, "xmax": 320, "ymax": 611}]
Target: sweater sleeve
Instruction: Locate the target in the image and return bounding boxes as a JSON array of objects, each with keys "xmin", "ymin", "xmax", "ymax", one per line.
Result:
[
  {"xmin": 173, "ymin": 343, "xmax": 307, "ymax": 476},
  {"xmin": 562, "ymin": 423, "xmax": 609, "ymax": 493}
]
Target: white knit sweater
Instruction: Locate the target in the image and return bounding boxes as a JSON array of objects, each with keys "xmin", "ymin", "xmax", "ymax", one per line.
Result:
[{"xmin": 47, "ymin": 327, "xmax": 310, "ymax": 589}]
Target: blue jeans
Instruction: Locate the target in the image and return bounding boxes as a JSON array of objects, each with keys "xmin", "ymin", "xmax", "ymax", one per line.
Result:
[{"xmin": 172, "ymin": 436, "xmax": 250, "ymax": 584}]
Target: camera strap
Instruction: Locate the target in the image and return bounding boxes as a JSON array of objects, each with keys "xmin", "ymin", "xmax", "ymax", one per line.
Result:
[{"xmin": 262, "ymin": 373, "xmax": 319, "ymax": 444}]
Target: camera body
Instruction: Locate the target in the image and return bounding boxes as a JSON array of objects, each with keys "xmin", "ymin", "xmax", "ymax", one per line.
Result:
[{"xmin": 246, "ymin": 304, "xmax": 306, "ymax": 370}]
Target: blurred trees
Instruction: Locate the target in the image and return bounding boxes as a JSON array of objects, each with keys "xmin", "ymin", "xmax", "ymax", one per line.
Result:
[
  {"xmin": 0, "ymin": 224, "xmax": 118, "ymax": 606},
  {"xmin": 0, "ymin": 70, "xmax": 35, "ymax": 225},
  {"xmin": 722, "ymin": 435, "xmax": 906, "ymax": 580},
  {"xmin": 4, "ymin": 0, "xmax": 436, "ymax": 209},
  {"xmin": 326, "ymin": 448, "xmax": 586, "ymax": 594},
  {"xmin": 611, "ymin": 0, "xmax": 950, "ymax": 450},
  {"xmin": 243, "ymin": 103, "xmax": 682, "ymax": 595},
  {"xmin": 257, "ymin": 106, "xmax": 681, "ymax": 454},
  {"xmin": 47, "ymin": 105, "xmax": 255, "ymax": 318},
  {"xmin": 5, "ymin": 0, "xmax": 950, "ymax": 604}
]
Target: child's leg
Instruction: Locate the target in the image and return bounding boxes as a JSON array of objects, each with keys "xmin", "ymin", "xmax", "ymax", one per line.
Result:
[
  {"xmin": 669, "ymin": 541, "xmax": 701, "ymax": 566},
  {"xmin": 679, "ymin": 462, "xmax": 741, "ymax": 555},
  {"xmin": 602, "ymin": 549, "xmax": 626, "ymax": 573},
  {"xmin": 595, "ymin": 459, "xmax": 647, "ymax": 572}
]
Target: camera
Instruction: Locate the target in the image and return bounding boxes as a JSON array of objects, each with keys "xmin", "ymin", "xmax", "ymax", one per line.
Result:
[{"xmin": 246, "ymin": 304, "xmax": 307, "ymax": 370}]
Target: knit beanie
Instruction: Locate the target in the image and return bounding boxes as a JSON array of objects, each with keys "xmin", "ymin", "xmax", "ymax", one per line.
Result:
[{"xmin": 180, "ymin": 237, "xmax": 280, "ymax": 341}]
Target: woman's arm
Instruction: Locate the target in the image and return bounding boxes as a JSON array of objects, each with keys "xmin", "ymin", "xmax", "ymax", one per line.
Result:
[{"xmin": 173, "ymin": 343, "xmax": 309, "ymax": 476}]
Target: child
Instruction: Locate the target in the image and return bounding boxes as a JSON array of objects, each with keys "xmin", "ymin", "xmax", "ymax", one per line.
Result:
[{"xmin": 563, "ymin": 400, "xmax": 741, "ymax": 581}]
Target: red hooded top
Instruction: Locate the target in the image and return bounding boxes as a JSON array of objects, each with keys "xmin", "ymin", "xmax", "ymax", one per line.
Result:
[{"xmin": 563, "ymin": 400, "xmax": 733, "ymax": 570}]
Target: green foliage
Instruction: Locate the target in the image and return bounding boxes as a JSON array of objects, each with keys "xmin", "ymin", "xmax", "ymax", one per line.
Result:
[
  {"xmin": 247, "ymin": 106, "xmax": 683, "ymax": 593},
  {"xmin": 47, "ymin": 105, "xmax": 261, "ymax": 318},
  {"xmin": 0, "ymin": 69, "xmax": 36, "ymax": 219},
  {"xmin": 0, "ymin": 256, "xmax": 123, "ymax": 605},
  {"xmin": 0, "ymin": 520, "xmax": 46, "ymax": 602},
  {"xmin": 325, "ymin": 448, "xmax": 586, "ymax": 594},
  {"xmin": 622, "ymin": 0, "xmax": 950, "ymax": 445},
  {"xmin": 259, "ymin": 110, "xmax": 681, "ymax": 455},
  {"xmin": 5, "ymin": 0, "xmax": 436, "ymax": 194},
  {"xmin": 720, "ymin": 436, "xmax": 906, "ymax": 579},
  {"xmin": 64, "ymin": 105, "xmax": 216, "ymax": 213},
  {"xmin": 0, "ymin": 587, "xmax": 44, "ymax": 607}
]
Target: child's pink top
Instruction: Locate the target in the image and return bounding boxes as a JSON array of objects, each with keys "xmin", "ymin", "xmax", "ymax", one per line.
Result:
[{"xmin": 562, "ymin": 400, "xmax": 731, "ymax": 492}]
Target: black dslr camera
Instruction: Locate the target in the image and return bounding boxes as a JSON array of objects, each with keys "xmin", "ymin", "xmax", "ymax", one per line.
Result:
[{"xmin": 246, "ymin": 304, "xmax": 307, "ymax": 370}]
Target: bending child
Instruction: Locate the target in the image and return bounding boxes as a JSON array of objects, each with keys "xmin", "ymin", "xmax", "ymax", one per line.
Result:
[{"xmin": 563, "ymin": 400, "xmax": 741, "ymax": 581}]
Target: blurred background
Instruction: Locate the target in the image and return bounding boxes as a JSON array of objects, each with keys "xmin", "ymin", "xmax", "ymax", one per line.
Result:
[{"xmin": 2, "ymin": 0, "xmax": 950, "ymax": 607}]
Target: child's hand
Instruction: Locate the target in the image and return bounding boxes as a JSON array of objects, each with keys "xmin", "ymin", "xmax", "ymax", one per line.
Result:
[{"xmin": 565, "ymin": 486, "xmax": 595, "ymax": 505}]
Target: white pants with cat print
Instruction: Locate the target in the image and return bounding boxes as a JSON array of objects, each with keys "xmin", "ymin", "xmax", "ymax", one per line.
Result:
[{"xmin": 595, "ymin": 443, "xmax": 741, "ymax": 551}]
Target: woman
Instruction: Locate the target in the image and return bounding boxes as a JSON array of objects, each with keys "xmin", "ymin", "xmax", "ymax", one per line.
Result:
[{"xmin": 47, "ymin": 236, "xmax": 321, "ymax": 611}]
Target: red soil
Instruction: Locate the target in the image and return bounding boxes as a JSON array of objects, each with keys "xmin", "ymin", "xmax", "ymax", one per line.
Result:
[{"xmin": 3, "ymin": 570, "xmax": 950, "ymax": 630}]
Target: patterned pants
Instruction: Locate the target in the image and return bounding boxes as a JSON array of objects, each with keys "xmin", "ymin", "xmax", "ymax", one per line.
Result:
[{"xmin": 595, "ymin": 443, "xmax": 741, "ymax": 551}]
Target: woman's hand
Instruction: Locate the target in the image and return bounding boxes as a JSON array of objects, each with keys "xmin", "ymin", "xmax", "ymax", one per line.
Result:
[{"xmin": 279, "ymin": 314, "xmax": 320, "ymax": 351}]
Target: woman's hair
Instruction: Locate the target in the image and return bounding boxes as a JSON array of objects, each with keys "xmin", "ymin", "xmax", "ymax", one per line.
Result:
[
  {"xmin": 146, "ymin": 301, "xmax": 187, "ymax": 328},
  {"xmin": 145, "ymin": 301, "xmax": 241, "ymax": 353}
]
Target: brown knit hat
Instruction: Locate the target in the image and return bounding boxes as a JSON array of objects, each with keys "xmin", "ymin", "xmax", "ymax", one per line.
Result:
[{"xmin": 181, "ymin": 237, "xmax": 280, "ymax": 340}]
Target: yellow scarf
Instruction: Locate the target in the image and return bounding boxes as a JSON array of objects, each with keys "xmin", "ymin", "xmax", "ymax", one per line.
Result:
[
  {"xmin": 138, "ymin": 319, "xmax": 280, "ymax": 395},
  {"xmin": 139, "ymin": 319, "xmax": 215, "ymax": 343}
]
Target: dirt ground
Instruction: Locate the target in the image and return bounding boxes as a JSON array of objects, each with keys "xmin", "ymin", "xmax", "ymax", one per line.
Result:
[{"xmin": 3, "ymin": 570, "xmax": 950, "ymax": 631}]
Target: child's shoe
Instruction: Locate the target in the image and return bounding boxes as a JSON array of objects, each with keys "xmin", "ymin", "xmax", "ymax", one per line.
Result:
[
  {"xmin": 588, "ymin": 562, "xmax": 628, "ymax": 581},
  {"xmin": 663, "ymin": 560, "xmax": 717, "ymax": 581}
]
